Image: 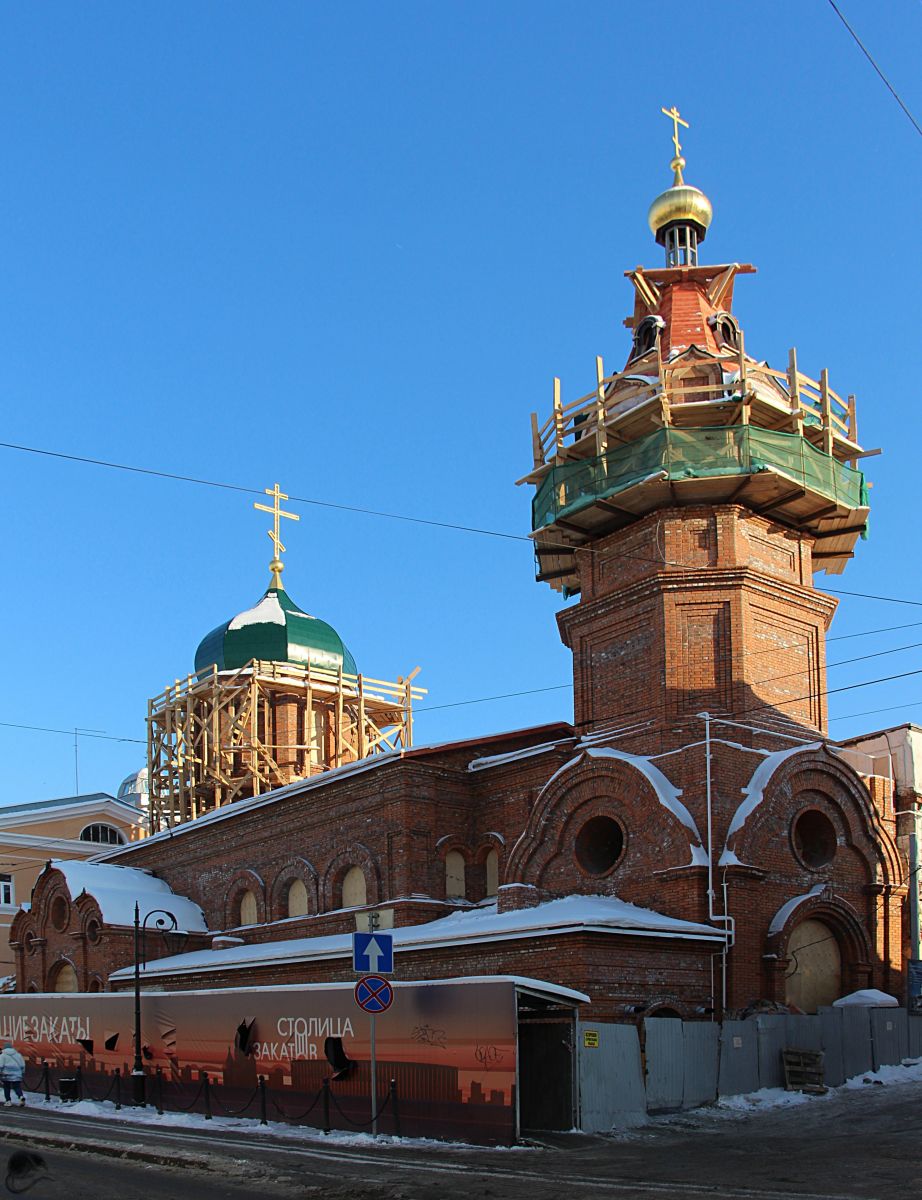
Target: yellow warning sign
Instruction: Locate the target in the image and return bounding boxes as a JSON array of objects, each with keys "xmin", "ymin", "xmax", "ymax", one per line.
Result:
[{"xmin": 583, "ymin": 1030, "xmax": 599, "ymax": 1048}]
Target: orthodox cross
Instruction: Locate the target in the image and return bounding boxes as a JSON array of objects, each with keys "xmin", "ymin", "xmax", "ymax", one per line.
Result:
[
  {"xmin": 661, "ymin": 105, "xmax": 689, "ymax": 159},
  {"xmin": 254, "ymin": 482, "xmax": 299, "ymax": 587}
]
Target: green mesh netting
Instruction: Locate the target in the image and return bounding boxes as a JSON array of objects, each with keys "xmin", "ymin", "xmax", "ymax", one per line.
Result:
[{"xmin": 532, "ymin": 426, "xmax": 866, "ymax": 531}]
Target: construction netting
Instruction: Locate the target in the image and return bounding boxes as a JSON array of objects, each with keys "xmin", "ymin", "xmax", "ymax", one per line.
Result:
[{"xmin": 532, "ymin": 426, "xmax": 868, "ymax": 532}]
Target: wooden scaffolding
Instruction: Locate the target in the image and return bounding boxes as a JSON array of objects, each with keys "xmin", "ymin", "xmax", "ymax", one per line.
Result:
[{"xmin": 147, "ymin": 659, "xmax": 425, "ymax": 832}]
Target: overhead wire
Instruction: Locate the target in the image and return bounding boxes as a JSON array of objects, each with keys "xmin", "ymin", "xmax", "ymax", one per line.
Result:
[{"xmin": 826, "ymin": 0, "xmax": 922, "ymax": 140}]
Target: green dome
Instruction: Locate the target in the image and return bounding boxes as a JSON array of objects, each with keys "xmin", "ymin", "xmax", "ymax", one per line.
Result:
[{"xmin": 194, "ymin": 586, "xmax": 357, "ymax": 680}]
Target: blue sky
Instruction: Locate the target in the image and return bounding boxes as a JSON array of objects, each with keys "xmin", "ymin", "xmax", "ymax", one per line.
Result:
[{"xmin": 1, "ymin": 1, "xmax": 920, "ymax": 801}]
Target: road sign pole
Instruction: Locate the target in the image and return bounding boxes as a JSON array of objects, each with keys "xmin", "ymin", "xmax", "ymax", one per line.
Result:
[{"xmin": 370, "ymin": 1012, "xmax": 377, "ymax": 1136}]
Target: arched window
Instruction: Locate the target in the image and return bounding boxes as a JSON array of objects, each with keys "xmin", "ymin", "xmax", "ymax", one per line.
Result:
[
  {"xmin": 445, "ymin": 851, "xmax": 466, "ymax": 900},
  {"xmin": 239, "ymin": 889, "xmax": 258, "ymax": 927},
  {"xmin": 342, "ymin": 867, "xmax": 366, "ymax": 909},
  {"xmin": 287, "ymin": 878, "xmax": 309, "ymax": 919},
  {"xmin": 485, "ymin": 849, "xmax": 499, "ymax": 898},
  {"xmin": 80, "ymin": 823, "xmax": 126, "ymax": 846},
  {"xmin": 785, "ymin": 918, "xmax": 841, "ymax": 1013},
  {"xmin": 53, "ymin": 962, "xmax": 78, "ymax": 993}
]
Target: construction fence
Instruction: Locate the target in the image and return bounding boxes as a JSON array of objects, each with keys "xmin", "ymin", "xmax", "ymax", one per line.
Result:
[{"xmin": 578, "ymin": 1007, "xmax": 917, "ymax": 1132}]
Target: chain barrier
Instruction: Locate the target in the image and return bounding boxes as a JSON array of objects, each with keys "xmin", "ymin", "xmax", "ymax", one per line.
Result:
[
  {"xmin": 328, "ymin": 1086, "xmax": 392, "ymax": 1128},
  {"xmin": 77, "ymin": 1071, "xmax": 119, "ymax": 1103},
  {"xmin": 269, "ymin": 1082, "xmax": 324, "ymax": 1122},
  {"xmin": 165, "ymin": 1076, "xmax": 205, "ymax": 1113},
  {"xmin": 209, "ymin": 1083, "xmax": 260, "ymax": 1117}
]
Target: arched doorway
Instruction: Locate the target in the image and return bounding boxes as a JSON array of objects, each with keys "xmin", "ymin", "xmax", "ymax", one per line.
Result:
[{"xmin": 785, "ymin": 918, "xmax": 841, "ymax": 1012}]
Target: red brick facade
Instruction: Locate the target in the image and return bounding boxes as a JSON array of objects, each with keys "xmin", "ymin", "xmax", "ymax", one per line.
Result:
[{"xmin": 12, "ymin": 222, "xmax": 910, "ymax": 1024}]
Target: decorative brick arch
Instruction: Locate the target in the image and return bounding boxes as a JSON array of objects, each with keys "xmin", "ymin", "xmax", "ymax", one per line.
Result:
[
  {"xmin": 269, "ymin": 857, "xmax": 319, "ymax": 920},
  {"xmin": 764, "ymin": 887, "xmax": 874, "ymax": 1003},
  {"xmin": 47, "ymin": 956, "xmax": 79, "ymax": 993},
  {"xmin": 321, "ymin": 844, "xmax": 381, "ymax": 911},
  {"xmin": 223, "ymin": 869, "xmax": 267, "ymax": 930},
  {"xmin": 726, "ymin": 748, "xmax": 901, "ymax": 888},
  {"xmin": 506, "ymin": 751, "xmax": 701, "ymax": 891}
]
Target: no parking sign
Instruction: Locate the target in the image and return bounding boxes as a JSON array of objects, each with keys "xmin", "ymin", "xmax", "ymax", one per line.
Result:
[{"xmin": 354, "ymin": 974, "xmax": 394, "ymax": 1014}]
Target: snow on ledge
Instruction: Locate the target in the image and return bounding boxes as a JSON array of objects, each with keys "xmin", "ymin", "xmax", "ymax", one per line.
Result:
[
  {"xmin": 724, "ymin": 743, "xmax": 823, "ymax": 848},
  {"xmin": 767, "ymin": 884, "xmax": 826, "ymax": 936}
]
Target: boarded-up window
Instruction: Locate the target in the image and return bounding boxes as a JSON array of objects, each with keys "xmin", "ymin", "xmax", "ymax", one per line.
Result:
[
  {"xmin": 446, "ymin": 850, "xmax": 466, "ymax": 899},
  {"xmin": 53, "ymin": 962, "xmax": 78, "ymax": 993},
  {"xmin": 342, "ymin": 866, "xmax": 366, "ymax": 908},
  {"xmin": 239, "ymin": 889, "xmax": 258, "ymax": 927},
  {"xmin": 287, "ymin": 878, "xmax": 309, "ymax": 918},
  {"xmin": 485, "ymin": 849, "xmax": 499, "ymax": 898}
]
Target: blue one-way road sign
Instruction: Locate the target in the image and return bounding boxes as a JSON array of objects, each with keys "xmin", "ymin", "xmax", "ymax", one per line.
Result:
[{"xmin": 353, "ymin": 931, "xmax": 394, "ymax": 974}]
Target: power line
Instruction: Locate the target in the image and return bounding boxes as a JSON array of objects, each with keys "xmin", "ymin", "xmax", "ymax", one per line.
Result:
[
  {"xmin": 0, "ymin": 720, "xmax": 143, "ymax": 745},
  {"xmin": 826, "ymin": 588, "xmax": 922, "ymax": 609},
  {"xmin": 0, "ymin": 439, "xmax": 676, "ymax": 572},
  {"xmin": 826, "ymin": 0, "xmax": 922, "ymax": 140},
  {"xmin": 829, "ymin": 699, "xmax": 922, "ymax": 724}
]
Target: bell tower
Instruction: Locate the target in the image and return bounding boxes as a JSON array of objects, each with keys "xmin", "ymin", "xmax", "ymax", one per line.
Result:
[{"xmin": 521, "ymin": 110, "xmax": 871, "ymax": 737}]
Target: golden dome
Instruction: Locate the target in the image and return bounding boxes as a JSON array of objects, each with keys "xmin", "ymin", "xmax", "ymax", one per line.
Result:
[{"xmin": 647, "ymin": 156, "xmax": 713, "ymax": 239}]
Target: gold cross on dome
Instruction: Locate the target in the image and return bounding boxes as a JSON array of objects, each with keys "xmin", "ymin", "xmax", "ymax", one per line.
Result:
[
  {"xmin": 254, "ymin": 482, "xmax": 299, "ymax": 587},
  {"xmin": 661, "ymin": 105, "xmax": 689, "ymax": 159}
]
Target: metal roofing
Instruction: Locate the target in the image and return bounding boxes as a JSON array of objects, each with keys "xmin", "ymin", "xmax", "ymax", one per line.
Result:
[
  {"xmin": 194, "ymin": 585, "xmax": 357, "ymax": 680},
  {"xmin": 0, "ymin": 793, "xmax": 117, "ymax": 818}
]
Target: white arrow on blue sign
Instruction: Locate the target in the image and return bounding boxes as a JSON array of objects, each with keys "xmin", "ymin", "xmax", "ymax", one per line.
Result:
[{"xmin": 353, "ymin": 931, "xmax": 394, "ymax": 974}]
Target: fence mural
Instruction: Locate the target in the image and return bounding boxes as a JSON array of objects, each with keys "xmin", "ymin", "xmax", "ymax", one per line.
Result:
[{"xmin": 0, "ymin": 979, "xmax": 518, "ymax": 1143}]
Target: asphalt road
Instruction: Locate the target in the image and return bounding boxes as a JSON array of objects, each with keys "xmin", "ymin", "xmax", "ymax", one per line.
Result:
[{"xmin": 0, "ymin": 1076, "xmax": 919, "ymax": 1200}]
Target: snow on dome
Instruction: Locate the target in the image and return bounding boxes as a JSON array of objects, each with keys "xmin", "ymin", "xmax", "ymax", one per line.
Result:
[
  {"xmin": 227, "ymin": 592, "xmax": 287, "ymax": 630},
  {"xmin": 52, "ymin": 861, "xmax": 208, "ymax": 932}
]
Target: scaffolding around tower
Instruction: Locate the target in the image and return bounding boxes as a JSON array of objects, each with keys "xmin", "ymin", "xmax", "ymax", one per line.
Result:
[{"xmin": 147, "ymin": 659, "xmax": 425, "ymax": 832}]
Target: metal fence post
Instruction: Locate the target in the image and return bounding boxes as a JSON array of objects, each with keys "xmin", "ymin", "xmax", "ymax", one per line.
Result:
[
  {"xmin": 202, "ymin": 1072, "xmax": 212, "ymax": 1120},
  {"xmin": 42, "ymin": 1061, "xmax": 50, "ymax": 1104},
  {"xmin": 114, "ymin": 1068, "xmax": 121, "ymax": 1111},
  {"xmin": 389, "ymin": 1078, "xmax": 400, "ymax": 1138},
  {"xmin": 74, "ymin": 1065, "xmax": 82, "ymax": 1102},
  {"xmin": 258, "ymin": 1075, "xmax": 267, "ymax": 1126},
  {"xmin": 155, "ymin": 1066, "xmax": 163, "ymax": 1116},
  {"xmin": 322, "ymin": 1077, "xmax": 330, "ymax": 1134}
]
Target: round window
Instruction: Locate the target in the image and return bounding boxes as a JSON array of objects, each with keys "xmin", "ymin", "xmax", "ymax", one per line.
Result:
[
  {"xmin": 85, "ymin": 919, "xmax": 101, "ymax": 945},
  {"xmin": 50, "ymin": 895, "xmax": 69, "ymax": 932},
  {"xmin": 575, "ymin": 815, "xmax": 625, "ymax": 876},
  {"xmin": 792, "ymin": 809, "xmax": 837, "ymax": 870}
]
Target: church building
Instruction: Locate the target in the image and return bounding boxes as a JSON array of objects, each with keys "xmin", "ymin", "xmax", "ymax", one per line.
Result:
[{"xmin": 13, "ymin": 113, "xmax": 916, "ymax": 1022}]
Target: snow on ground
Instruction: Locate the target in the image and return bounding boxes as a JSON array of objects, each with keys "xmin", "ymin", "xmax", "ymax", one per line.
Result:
[
  {"xmin": 13, "ymin": 1059, "xmax": 922, "ymax": 1147},
  {"xmin": 13, "ymin": 1089, "xmax": 524, "ymax": 1153}
]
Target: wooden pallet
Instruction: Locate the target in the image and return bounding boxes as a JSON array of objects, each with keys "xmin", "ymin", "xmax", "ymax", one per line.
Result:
[{"xmin": 782, "ymin": 1048, "xmax": 827, "ymax": 1094}]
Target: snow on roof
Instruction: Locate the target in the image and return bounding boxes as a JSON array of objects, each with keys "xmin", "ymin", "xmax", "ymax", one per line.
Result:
[
  {"xmin": 767, "ymin": 884, "xmax": 826, "ymax": 937},
  {"xmin": 543, "ymin": 747, "xmax": 704, "ymax": 859},
  {"xmin": 228, "ymin": 593, "xmax": 286, "ymax": 629},
  {"xmin": 109, "ymin": 892, "xmax": 725, "ymax": 981},
  {"xmin": 53, "ymin": 861, "xmax": 208, "ymax": 933},
  {"xmin": 468, "ymin": 737, "xmax": 576, "ymax": 772},
  {"xmin": 725, "ymin": 743, "xmax": 822, "ymax": 847}
]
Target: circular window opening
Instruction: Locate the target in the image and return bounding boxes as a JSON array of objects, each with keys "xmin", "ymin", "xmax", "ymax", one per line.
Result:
[
  {"xmin": 793, "ymin": 809, "xmax": 837, "ymax": 870},
  {"xmin": 50, "ymin": 896, "xmax": 69, "ymax": 932},
  {"xmin": 85, "ymin": 919, "xmax": 101, "ymax": 945},
  {"xmin": 575, "ymin": 815, "xmax": 625, "ymax": 876}
]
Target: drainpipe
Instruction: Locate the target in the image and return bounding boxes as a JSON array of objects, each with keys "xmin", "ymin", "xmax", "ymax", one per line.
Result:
[{"xmin": 700, "ymin": 712, "xmax": 735, "ymax": 1012}]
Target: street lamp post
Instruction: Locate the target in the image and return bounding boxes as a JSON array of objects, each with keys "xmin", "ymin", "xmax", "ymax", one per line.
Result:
[{"xmin": 132, "ymin": 902, "xmax": 180, "ymax": 1106}]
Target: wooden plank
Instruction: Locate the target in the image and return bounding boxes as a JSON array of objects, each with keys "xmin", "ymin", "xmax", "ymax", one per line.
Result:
[
  {"xmin": 595, "ymin": 355, "xmax": 608, "ymax": 458},
  {"xmin": 820, "ymin": 369, "xmax": 833, "ymax": 455}
]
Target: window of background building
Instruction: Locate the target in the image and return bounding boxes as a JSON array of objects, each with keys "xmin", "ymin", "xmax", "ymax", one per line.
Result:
[
  {"xmin": 79, "ymin": 823, "xmax": 126, "ymax": 845},
  {"xmin": 0, "ymin": 874, "xmax": 13, "ymax": 906}
]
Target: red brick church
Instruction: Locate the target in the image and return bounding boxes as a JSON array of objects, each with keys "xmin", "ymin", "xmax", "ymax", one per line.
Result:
[{"xmin": 13, "ymin": 119, "xmax": 918, "ymax": 1021}]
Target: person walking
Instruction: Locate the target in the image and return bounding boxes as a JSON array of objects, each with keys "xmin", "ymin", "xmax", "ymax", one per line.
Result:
[{"xmin": 0, "ymin": 1043, "xmax": 26, "ymax": 1106}]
